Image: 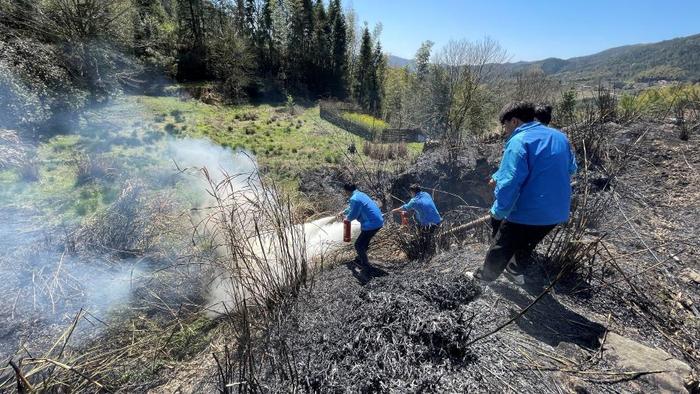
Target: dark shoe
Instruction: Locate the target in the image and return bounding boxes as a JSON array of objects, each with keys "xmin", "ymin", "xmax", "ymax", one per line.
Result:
[
  {"xmin": 503, "ymin": 265, "xmax": 525, "ymax": 286},
  {"xmin": 466, "ymin": 268, "xmax": 489, "ymax": 283}
]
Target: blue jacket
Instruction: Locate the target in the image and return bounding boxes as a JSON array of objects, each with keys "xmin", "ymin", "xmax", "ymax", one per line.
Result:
[
  {"xmin": 344, "ymin": 190, "xmax": 384, "ymax": 231},
  {"xmin": 402, "ymin": 191, "xmax": 442, "ymax": 226},
  {"xmin": 491, "ymin": 121, "xmax": 577, "ymax": 225}
]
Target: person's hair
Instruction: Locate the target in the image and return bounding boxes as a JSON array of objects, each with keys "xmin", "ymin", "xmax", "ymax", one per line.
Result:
[
  {"xmin": 534, "ymin": 104, "xmax": 553, "ymax": 125},
  {"xmin": 342, "ymin": 183, "xmax": 357, "ymax": 192},
  {"xmin": 499, "ymin": 101, "xmax": 536, "ymax": 124},
  {"xmin": 409, "ymin": 183, "xmax": 421, "ymax": 193}
]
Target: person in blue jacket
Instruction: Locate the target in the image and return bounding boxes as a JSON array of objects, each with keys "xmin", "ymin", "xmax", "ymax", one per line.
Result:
[
  {"xmin": 391, "ymin": 184, "xmax": 442, "ymax": 227},
  {"xmin": 474, "ymin": 101, "xmax": 577, "ymax": 285},
  {"xmin": 338, "ymin": 183, "xmax": 384, "ymax": 267},
  {"xmin": 392, "ymin": 184, "xmax": 442, "ymax": 256}
]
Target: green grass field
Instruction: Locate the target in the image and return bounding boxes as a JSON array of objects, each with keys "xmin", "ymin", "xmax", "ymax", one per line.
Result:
[
  {"xmin": 0, "ymin": 94, "xmax": 423, "ymax": 223},
  {"xmin": 138, "ymin": 96, "xmax": 422, "ymax": 186}
]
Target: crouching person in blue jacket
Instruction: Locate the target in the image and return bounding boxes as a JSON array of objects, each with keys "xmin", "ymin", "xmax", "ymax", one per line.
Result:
[
  {"xmin": 391, "ymin": 184, "xmax": 442, "ymax": 227},
  {"xmin": 391, "ymin": 183, "xmax": 442, "ymax": 256},
  {"xmin": 474, "ymin": 102, "xmax": 577, "ymax": 285},
  {"xmin": 339, "ymin": 183, "xmax": 384, "ymax": 267}
]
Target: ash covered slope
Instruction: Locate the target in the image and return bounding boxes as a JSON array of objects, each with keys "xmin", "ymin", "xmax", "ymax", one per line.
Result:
[
  {"xmin": 258, "ymin": 246, "xmax": 609, "ymax": 393},
  {"xmin": 152, "ymin": 121, "xmax": 698, "ymax": 393},
  {"xmin": 239, "ymin": 122, "xmax": 698, "ymax": 393}
]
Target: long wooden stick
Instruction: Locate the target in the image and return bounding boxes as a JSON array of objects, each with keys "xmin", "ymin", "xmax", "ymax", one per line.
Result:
[{"xmin": 441, "ymin": 214, "xmax": 491, "ymax": 237}]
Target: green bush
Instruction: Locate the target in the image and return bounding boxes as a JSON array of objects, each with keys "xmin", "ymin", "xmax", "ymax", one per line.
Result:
[
  {"xmin": 164, "ymin": 123, "xmax": 177, "ymax": 133},
  {"xmin": 170, "ymin": 109, "xmax": 185, "ymax": 122}
]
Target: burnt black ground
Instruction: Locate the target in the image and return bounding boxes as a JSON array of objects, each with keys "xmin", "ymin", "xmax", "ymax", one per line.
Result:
[
  {"xmin": 248, "ymin": 243, "xmax": 633, "ymax": 393},
  {"xmin": 245, "ymin": 121, "xmax": 700, "ymax": 393}
]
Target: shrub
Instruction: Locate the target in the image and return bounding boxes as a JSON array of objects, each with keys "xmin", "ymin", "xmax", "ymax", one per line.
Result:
[
  {"xmin": 361, "ymin": 141, "xmax": 408, "ymax": 161},
  {"xmin": 396, "ymin": 142, "xmax": 408, "ymax": 158},
  {"xmin": 556, "ymin": 88, "xmax": 578, "ymax": 127},
  {"xmin": 75, "ymin": 154, "xmax": 111, "ymax": 186},
  {"xmin": 240, "ymin": 111, "xmax": 258, "ymax": 121},
  {"xmin": 594, "ymin": 84, "xmax": 617, "ymax": 123},
  {"xmin": 164, "ymin": 123, "xmax": 177, "ymax": 134},
  {"xmin": 170, "ymin": 109, "xmax": 185, "ymax": 122}
]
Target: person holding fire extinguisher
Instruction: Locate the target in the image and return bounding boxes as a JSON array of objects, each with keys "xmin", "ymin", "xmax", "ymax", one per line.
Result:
[
  {"xmin": 392, "ymin": 184, "xmax": 442, "ymax": 255},
  {"xmin": 338, "ymin": 183, "xmax": 384, "ymax": 267},
  {"xmin": 391, "ymin": 184, "xmax": 442, "ymax": 228}
]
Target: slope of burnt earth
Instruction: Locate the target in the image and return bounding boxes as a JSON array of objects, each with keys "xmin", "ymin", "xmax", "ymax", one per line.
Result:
[{"xmin": 390, "ymin": 141, "xmax": 500, "ymax": 213}]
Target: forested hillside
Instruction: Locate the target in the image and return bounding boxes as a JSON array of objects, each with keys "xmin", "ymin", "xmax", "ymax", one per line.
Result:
[
  {"xmin": 0, "ymin": 0, "xmax": 386, "ymax": 131},
  {"xmin": 390, "ymin": 33, "xmax": 700, "ymax": 84},
  {"xmin": 498, "ymin": 33, "xmax": 700, "ymax": 83}
]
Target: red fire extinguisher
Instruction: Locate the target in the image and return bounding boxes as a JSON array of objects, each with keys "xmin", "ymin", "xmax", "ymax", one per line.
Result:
[
  {"xmin": 400, "ymin": 211, "xmax": 409, "ymax": 226},
  {"xmin": 343, "ymin": 219, "xmax": 351, "ymax": 242}
]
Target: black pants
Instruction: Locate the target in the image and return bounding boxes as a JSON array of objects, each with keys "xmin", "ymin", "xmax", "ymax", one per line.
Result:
[
  {"xmin": 480, "ymin": 220, "xmax": 556, "ymax": 281},
  {"xmin": 417, "ymin": 223, "xmax": 440, "ymax": 256},
  {"xmin": 355, "ymin": 228, "xmax": 381, "ymax": 266}
]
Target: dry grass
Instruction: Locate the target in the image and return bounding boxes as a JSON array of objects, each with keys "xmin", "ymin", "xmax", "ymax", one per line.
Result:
[
  {"xmin": 362, "ymin": 141, "xmax": 408, "ymax": 161},
  {"xmin": 74, "ymin": 153, "xmax": 114, "ymax": 186},
  {"xmin": 0, "ymin": 129, "xmax": 27, "ymax": 171},
  {"xmin": 70, "ymin": 181, "xmax": 176, "ymax": 257},
  {"xmin": 193, "ymin": 163, "xmax": 311, "ymax": 314},
  {"xmin": 0, "ymin": 181, "xmax": 206, "ymax": 392}
]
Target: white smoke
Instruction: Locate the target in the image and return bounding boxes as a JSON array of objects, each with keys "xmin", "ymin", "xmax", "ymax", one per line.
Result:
[
  {"xmin": 0, "ymin": 93, "xmax": 359, "ymax": 352},
  {"xmin": 167, "ymin": 137, "xmax": 258, "ymax": 184}
]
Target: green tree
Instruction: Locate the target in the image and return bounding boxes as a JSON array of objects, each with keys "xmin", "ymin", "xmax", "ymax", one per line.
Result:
[
  {"xmin": 382, "ymin": 66, "xmax": 411, "ymax": 127},
  {"xmin": 257, "ymin": 0, "xmax": 280, "ymax": 76},
  {"xmin": 557, "ymin": 87, "xmax": 577, "ymax": 127},
  {"xmin": 414, "ymin": 40, "xmax": 433, "ymax": 82},
  {"xmin": 286, "ymin": 0, "xmax": 314, "ymax": 91},
  {"xmin": 176, "ymin": 0, "xmax": 207, "ymax": 80},
  {"xmin": 310, "ymin": 0, "xmax": 331, "ymax": 95},
  {"xmin": 328, "ymin": 0, "xmax": 348, "ymax": 98},
  {"xmin": 369, "ymin": 41, "xmax": 385, "ymax": 114},
  {"xmin": 353, "ymin": 26, "xmax": 373, "ymax": 110},
  {"xmin": 132, "ymin": 0, "xmax": 177, "ymax": 76}
]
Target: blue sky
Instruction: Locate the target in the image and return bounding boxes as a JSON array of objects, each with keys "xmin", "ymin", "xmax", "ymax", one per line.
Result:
[{"xmin": 347, "ymin": 0, "xmax": 700, "ymax": 62}]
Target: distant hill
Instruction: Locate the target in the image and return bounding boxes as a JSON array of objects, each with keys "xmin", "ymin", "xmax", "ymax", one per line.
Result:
[
  {"xmin": 497, "ymin": 33, "xmax": 700, "ymax": 83},
  {"xmin": 388, "ymin": 55, "xmax": 413, "ymax": 68},
  {"xmin": 387, "ymin": 34, "xmax": 700, "ymax": 84}
]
